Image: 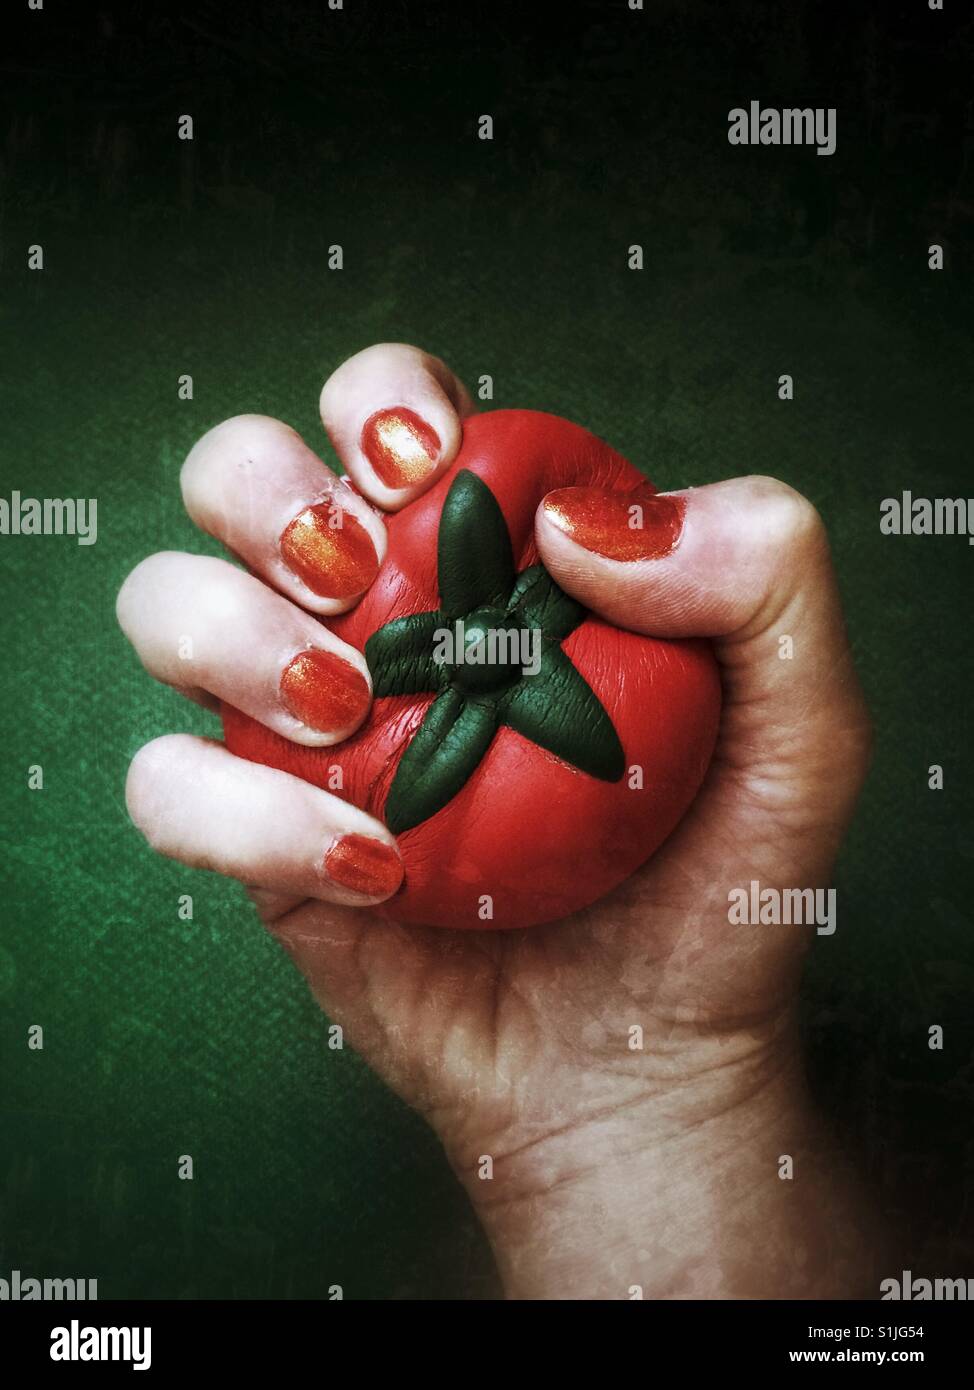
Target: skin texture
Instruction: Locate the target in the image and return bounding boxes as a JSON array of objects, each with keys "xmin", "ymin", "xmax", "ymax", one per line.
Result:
[{"xmin": 119, "ymin": 342, "xmax": 883, "ymax": 1299}]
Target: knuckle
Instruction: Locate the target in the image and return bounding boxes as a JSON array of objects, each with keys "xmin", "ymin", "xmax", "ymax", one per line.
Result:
[
  {"xmin": 195, "ymin": 563, "xmax": 249, "ymax": 626},
  {"xmin": 116, "ymin": 551, "xmax": 182, "ymax": 631},
  {"xmin": 181, "ymin": 414, "xmax": 292, "ymax": 497},
  {"xmin": 745, "ymin": 476, "xmax": 825, "ymax": 549},
  {"xmin": 125, "ymin": 736, "xmax": 181, "ymax": 841},
  {"xmin": 320, "ymin": 343, "xmax": 426, "ymax": 413}
]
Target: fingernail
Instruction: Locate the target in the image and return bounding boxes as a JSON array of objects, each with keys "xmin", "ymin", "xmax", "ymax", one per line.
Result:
[
  {"xmin": 280, "ymin": 502, "xmax": 379, "ymax": 600},
  {"xmin": 324, "ymin": 833, "xmax": 404, "ymax": 898},
  {"xmin": 280, "ymin": 649, "xmax": 371, "ymax": 733},
  {"xmin": 361, "ymin": 407, "xmax": 440, "ymax": 489},
  {"xmin": 541, "ymin": 486, "xmax": 686, "ymax": 561}
]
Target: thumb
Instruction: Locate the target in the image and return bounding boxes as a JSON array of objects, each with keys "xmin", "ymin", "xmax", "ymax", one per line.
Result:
[{"xmin": 536, "ymin": 476, "xmax": 872, "ymax": 850}]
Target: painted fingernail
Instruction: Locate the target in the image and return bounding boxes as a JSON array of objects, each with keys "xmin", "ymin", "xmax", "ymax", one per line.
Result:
[
  {"xmin": 361, "ymin": 407, "xmax": 440, "ymax": 489},
  {"xmin": 541, "ymin": 486, "xmax": 686, "ymax": 561},
  {"xmin": 280, "ymin": 501, "xmax": 379, "ymax": 600},
  {"xmin": 280, "ymin": 649, "xmax": 371, "ymax": 733},
  {"xmin": 324, "ymin": 833, "xmax": 404, "ymax": 898}
]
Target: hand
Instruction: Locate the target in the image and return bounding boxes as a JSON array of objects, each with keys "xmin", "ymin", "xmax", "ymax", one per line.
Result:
[{"xmin": 118, "ymin": 343, "xmax": 880, "ymax": 1299}]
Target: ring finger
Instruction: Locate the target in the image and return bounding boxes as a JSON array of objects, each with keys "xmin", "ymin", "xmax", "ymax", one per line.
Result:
[{"xmin": 117, "ymin": 551, "xmax": 372, "ymax": 746}]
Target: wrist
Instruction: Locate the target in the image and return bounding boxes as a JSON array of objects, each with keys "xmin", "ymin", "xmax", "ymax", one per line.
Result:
[{"xmin": 446, "ymin": 1028, "xmax": 884, "ymax": 1300}]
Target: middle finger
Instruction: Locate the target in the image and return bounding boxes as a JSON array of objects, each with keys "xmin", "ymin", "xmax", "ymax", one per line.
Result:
[{"xmin": 180, "ymin": 413, "xmax": 387, "ymax": 617}]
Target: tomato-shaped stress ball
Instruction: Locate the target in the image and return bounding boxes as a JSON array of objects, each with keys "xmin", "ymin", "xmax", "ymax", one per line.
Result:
[{"xmin": 224, "ymin": 410, "xmax": 721, "ymax": 929}]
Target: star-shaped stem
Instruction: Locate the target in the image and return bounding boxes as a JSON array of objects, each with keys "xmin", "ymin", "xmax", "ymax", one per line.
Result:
[{"xmin": 365, "ymin": 470, "xmax": 625, "ymax": 833}]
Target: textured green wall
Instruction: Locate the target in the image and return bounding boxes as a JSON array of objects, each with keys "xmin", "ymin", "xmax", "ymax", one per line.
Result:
[{"xmin": 1, "ymin": 0, "xmax": 972, "ymax": 1297}]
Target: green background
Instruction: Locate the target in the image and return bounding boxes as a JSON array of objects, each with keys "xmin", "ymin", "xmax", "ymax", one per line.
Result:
[{"xmin": 2, "ymin": 0, "xmax": 972, "ymax": 1297}]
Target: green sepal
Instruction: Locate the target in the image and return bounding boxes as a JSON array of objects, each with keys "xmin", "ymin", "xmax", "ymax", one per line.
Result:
[
  {"xmin": 371, "ymin": 470, "xmax": 627, "ymax": 831},
  {"xmin": 437, "ymin": 471, "xmax": 515, "ymax": 618},
  {"xmin": 365, "ymin": 610, "xmax": 446, "ymax": 697},
  {"xmin": 499, "ymin": 645, "xmax": 625, "ymax": 782},
  {"xmin": 384, "ymin": 688, "xmax": 499, "ymax": 833},
  {"xmin": 507, "ymin": 563, "xmax": 586, "ymax": 642}
]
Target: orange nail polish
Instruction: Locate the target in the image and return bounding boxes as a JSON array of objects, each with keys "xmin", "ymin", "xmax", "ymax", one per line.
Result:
[
  {"xmin": 280, "ymin": 649, "xmax": 371, "ymax": 732},
  {"xmin": 361, "ymin": 407, "xmax": 440, "ymax": 488},
  {"xmin": 324, "ymin": 833, "xmax": 404, "ymax": 898},
  {"xmin": 542, "ymin": 486, "xmax": 686, "ymax": 561},
  {"xmin": 280, "ymin": 502, "xmax": 379, "ymax": 600}
]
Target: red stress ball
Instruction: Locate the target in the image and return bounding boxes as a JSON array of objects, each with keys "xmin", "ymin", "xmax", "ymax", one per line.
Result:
[{"xmin": 224, "ymin": 409, "xmax": 721, "ymax": 929}]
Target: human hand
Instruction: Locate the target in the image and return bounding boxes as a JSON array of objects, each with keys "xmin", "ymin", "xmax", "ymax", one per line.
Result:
[{"xmin": 118, "ymin": 343, "xmax": 879, "ymax": 1299}]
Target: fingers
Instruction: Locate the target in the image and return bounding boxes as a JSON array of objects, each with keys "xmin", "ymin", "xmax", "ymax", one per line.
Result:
[
  {"xmin": 319, "ymin": 342, "xmax": 476, "ymax": 511},
  {"xmin": 181, "ymin": 414, "xmax": 387, "ymax": 617},
  {"xmin": 125, "ymin": 735, "xmax": 403, "ymax": 905},
  {"xmin": 117, "ymin": 552, "xmax": 371, "ymax": 747},
  {"xmin": 536, "ymin": 476, "xmax": 872, "ymax": 815},
  {"xmin": 180, "ymin": 341, "xmax": 475, "ymax": 613}
]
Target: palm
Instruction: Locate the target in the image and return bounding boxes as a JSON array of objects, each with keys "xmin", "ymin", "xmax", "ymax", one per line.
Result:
[{"xmin": 271, "ymin": 713, "xmax": 844, "ymax": 1156}]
